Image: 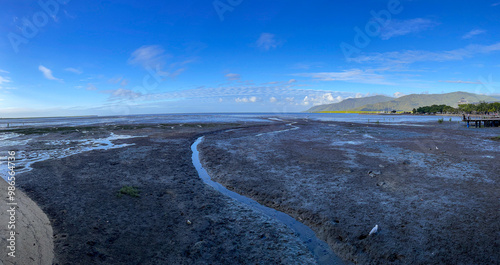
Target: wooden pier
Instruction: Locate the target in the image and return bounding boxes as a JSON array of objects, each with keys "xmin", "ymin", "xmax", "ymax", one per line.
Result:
[{"xmin": 463, "ymin": 117, "xmax": 500, "ymax": 128}]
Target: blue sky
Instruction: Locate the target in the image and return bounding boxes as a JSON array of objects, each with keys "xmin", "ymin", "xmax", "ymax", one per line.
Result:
[{"xmin": 1, "ymin": 0, "xmax": 500, "ymax": 117}]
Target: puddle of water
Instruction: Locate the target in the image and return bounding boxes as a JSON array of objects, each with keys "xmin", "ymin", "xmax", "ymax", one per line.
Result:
[
  {"xmin": 1, "ymin": 133, "xmax": 144, "ymax": 179},
  {"xmin": 331, "ymin": 141, "xmax": 364, "ymax": 146},
  {"xmin": 191, "ymin": 137, "xmax": 344, "ymax": 265},
  {"xmin": 256, "ymin": 122, "xmax": 300, "ymax": 137},
  {"xmin": 363, "ymin": 134, "xmax": 375, "ymax": 139}
]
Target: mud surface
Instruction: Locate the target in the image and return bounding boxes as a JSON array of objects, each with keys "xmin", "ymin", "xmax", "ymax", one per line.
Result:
[
  {"xmin": 199, "ymin": 119, "xmax": 500, "ymax": 264},
  {"xmin": 7, "ymin": 124, "xmax": 316, "ymax": 264}
]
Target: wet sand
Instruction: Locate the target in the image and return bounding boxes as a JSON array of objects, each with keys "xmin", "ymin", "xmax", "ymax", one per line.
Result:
[
  {"xmin": 3, "ymin": 123, "xmax": 316, "ymax": 264},
  {"xmin": 1, "ymin": 119, "xmax": 499, "ymax": 264}
]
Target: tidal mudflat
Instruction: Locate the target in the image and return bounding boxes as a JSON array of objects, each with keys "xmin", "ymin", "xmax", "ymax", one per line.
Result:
[
  {"xmin": 1, "ymin": 118, "xmax": 499, "ymax": 264},
  {"xmin": 199, "ymin": 119, "xmax": 500, "ymax": 264}
]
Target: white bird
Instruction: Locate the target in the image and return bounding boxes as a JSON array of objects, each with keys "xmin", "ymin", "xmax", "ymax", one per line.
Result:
[{"xmin": 369, "ymin": 225, "xmax": 378, "ymax": 236}]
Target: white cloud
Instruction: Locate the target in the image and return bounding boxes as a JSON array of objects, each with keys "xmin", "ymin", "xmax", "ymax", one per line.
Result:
[
  {"xmin": 462, "ymin": 29, "xmax": 486, "ymax": 39},
  {"xmin": 235, "ymin": 96, "xmax": 257, "ymax": 103},
  {"xmin": 235, "ymin": 97, "xmax": 248, "ymax": 103},
  {"xmin": 65, "ymin": 68, "xmax": 83, "ymax": 74},
  {"xmin": 393, "ymin": 92, "xmax": 405, "ymax": 97},
  {"xmin": 0, "ymin": 69, "xmax": 9, "ymax": 73},
  {"xmin": 256, "ymin": 33, "xmax": 280, "ymax": 51},
  {"xmin": 225, "ymin": 73, "xmax": 241, "ymax": 81},
  {"xmin": 302, "ymin": 93, "xmax": 343, "ymax": 106},
  {"xmin": 128, "ymin": 45, "xmax": 169, "ymax": 68},
  {"xmin": 381, "ymin": 18, "xmax": 438, "ymax": 40},
  {"xmin": 269, "ymin": 97, "xmax": 277, "ymax": 103},
  {"xmin": 350, "ymin": 42, "xmax": 500, "ymax": 64},
  {"xmin": 492, "ymin": 2, "xmax": 500, "ymax": 6},
  {"xmin": 38, "ymin": 65, "xmax": 62, "ymax": 81},
  {"xmin": 128, "ymin": 45, "xmax": 193, "ymax": 80},
  {"xmin": 296, "ymin": 69, "xmax": 393, "ymax": 85},
  {"xmin": 0, "ymin": 76, "xmax": 11, "ymax": 85}
]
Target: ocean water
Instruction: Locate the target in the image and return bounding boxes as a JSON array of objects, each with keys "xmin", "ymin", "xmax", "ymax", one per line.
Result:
[{"xmin": 0, "ymin": 113, "xmax": 462, "ymax": 129}]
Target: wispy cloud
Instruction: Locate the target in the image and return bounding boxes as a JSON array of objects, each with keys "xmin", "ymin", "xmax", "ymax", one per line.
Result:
[
  {"xmin": 101, "ymin": 88, "xmax": 142, "ymax": 100},
  {"xmin": 290, "ymin": 62, "xmax": 325, "ymax": 70},
  {"xmin": 65, "ymin": 67, "xmax": 83, "ymax": 74},
  {"xmin": 462, "ymin": 29, "xmax": 486, "ymax": 39},
  {"xmin": 295, "ymin": 69, "xmax": 394, "ymax": 85},
  {"xmin": 439, "ymin": 80, "xmax": 481, "ymax": 84},
  {"xmin": 38, "ymin": 65, "xmax": 62, "ymax": 81},
  {"xmin": 350, "ymin": 42, "xmax": 500, "ymax": 64},
  {"xmin": 0, "ymin": 69, "xmax": 9, "ymax": 74},
  {"xmin": 99, "ymin": 78, "xmax": 358, "ymax": 107},
  {"xmin": 86, "ymin": 83, "xmax": 98, "ymax": 90},
  {"xmin": 255, "ymin": 33, "xmax": 280, "ymax": 51},
  {"xmin": 128, "ymin": 45, "xmax": 194, "ymax": 79},
  {"xmin": 108, "ymin": 76, "xmax": 123, "ymax": 84},
  {"xmin": 492, "ymin": 2, "xmax": 500, "ymax": 6},
  {"xmin": 381, "ymin": 18, "xmax": 438, "ymax": 40},
  {"xmin": 128, "ymin": 45, "xmax": 169, "ymax": 68},
  {"xmin": 0, "ymin": 76, "xmax": 10, "ymax": 86},
  {"xmin": 225, "ymin": 73, "xmax": 241, "ymax": 81}
]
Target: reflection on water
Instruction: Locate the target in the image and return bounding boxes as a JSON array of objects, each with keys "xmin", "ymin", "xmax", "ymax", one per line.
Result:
[{"xmin": 0, "ymin": 113, "xmax": 462, "ymax": 129}]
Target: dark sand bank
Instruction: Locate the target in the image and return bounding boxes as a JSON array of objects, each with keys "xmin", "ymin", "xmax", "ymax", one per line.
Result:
[
  {"xmin": 8, "ymin": 124, "xmax": 316, "ymax": 264},
  {"xmin": 199, "ymin": 119, "xmax": 500, "ymax": 264}
]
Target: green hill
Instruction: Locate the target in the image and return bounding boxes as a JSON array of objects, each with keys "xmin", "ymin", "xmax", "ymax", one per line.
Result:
[
  {"xmin": 306, "ymin": 95, "xmax": 394, "ymax": 112},
  {"xmin": 351, "ymin": 92, "xmax": 499, "ymax": 112}
]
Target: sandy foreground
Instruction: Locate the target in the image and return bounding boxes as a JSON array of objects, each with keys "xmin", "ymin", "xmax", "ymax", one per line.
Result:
[{"xmin": 0, "ymin": 119, "xmax": 498, "ymax": 264}]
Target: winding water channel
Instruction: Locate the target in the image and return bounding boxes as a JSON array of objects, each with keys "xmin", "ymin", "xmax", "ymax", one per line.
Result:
[{"xmin": 191, "ymin": 136, "xmax": 344, "ymax": 265}]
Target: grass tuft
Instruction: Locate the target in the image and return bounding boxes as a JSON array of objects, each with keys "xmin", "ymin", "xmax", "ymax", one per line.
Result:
[{"xmin": 117, "ymin": 186, "xmax": 140, "ymax": 198}]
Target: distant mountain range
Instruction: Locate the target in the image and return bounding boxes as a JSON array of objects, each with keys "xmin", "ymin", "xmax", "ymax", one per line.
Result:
[
  {"xmin": 306, "ymin": 95, "xmax": 394, "ymax": 112},
  {"xmin": 306, "ymin": 92, "xmax": 500, "ymax": 112}
]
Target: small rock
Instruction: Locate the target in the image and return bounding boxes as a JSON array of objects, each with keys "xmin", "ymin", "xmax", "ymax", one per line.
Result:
[
  {"xmin": 379, "ymin": 164, "xmax": 385, "ymax": 168},
  {"xmin": 186, "ymin": 220, "xmax": 192, "ymax": 225},
  {"xmin": 377, "ymin": 181, "xmax": 386, "ymax": 187},
  {"xmin": 402, "ymin": 160, "xmax": 411, "ymax": 165},
  {"xmin": 343, "ymin": 168, "xmax": 353, "ymax": 173}
]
